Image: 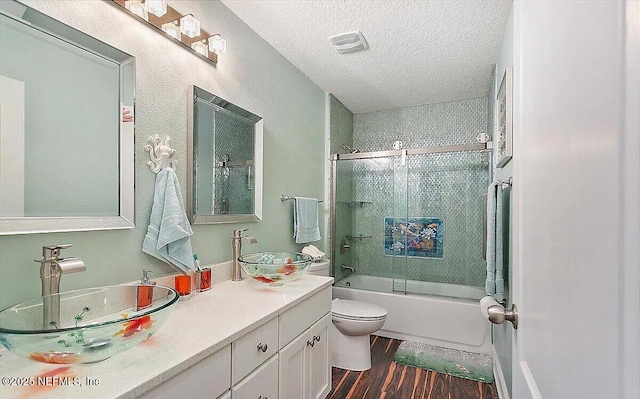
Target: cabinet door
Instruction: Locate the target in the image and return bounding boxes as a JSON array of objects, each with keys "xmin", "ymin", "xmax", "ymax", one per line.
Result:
[
  {"xmin": 232, "ymin": 354, "xmax": 278, "ymax": 399},
  {"xmin": 279, "ymin": 328, "xmax": 309, "ymax": 399},
  {"xmin": 308, "ymin": 313, "xmax": 331, "ymax": 399},
  {"xmin": 139, "ymin": 345, "xmax": 231, "ymax": 399}
]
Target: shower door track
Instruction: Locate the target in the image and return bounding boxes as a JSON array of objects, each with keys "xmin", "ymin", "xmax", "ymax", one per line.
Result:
[{"xmin": 330, "ymin": 143, "xmax": 487, "ymax": 161}]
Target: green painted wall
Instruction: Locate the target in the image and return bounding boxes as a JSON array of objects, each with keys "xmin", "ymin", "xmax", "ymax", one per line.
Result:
[{"xmin": 0, "ymin": 0, "xmax": 326, "ymax": 309}]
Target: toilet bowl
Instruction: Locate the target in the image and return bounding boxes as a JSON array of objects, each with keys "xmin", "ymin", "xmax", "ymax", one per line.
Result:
[
  {"xmin": 330, "ymin": 298, "xmax": 387, "ymax": 371},
  {"xmin": 306, "ymin": 259, "xmax": 388, "ymax": 371}
]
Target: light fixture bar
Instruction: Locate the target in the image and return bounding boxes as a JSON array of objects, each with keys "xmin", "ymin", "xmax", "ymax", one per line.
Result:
[{"xmin": 111, "ymin": 0, "xmax": 219, "ymax": 64}]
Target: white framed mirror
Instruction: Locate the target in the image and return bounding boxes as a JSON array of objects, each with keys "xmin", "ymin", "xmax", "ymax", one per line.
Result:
[
  {"xmin": 0, "ymin": 0, "xmax": 135, "ymax": 235},
  {"xmin": 187, "ymin": 85, "xmax": 263, "ymax": 224}
]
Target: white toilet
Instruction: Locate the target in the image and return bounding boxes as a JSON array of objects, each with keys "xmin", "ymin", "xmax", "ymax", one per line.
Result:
[{"xmin": 307, "ymin": 260, "xmax": 388, "ymax": 371}]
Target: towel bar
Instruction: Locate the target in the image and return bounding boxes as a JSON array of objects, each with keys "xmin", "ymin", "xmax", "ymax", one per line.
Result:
[{"xmin": 280, "ymin": 195, "xmax": 323, "ymax": 202}]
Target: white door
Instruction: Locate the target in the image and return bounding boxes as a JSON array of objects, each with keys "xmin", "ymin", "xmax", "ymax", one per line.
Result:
[
  {"xmin": 510, "ymin": 1, "xmax": 639, "ymax": 399},
  {"xmin": 308, "ymin": 314, "xmax": 331, "ymax": 399},
  {"xmin": 279, "ymin": 330, "xmax": 309, "ymax": 399}
]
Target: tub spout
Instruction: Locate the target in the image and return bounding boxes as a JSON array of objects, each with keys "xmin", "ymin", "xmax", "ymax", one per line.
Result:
[{"xmin": 341, "ymin": 264, "xmax": 356, "ymax": 273}]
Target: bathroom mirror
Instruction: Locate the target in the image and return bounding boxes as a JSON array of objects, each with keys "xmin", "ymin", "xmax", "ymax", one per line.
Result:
[
  {"xmin": 187, "ymin": 85, "xmax": 263, "ymax": 224},
  {"xmin": 0, "ymin": 0, "xmax": 135, "ymax": 235}
]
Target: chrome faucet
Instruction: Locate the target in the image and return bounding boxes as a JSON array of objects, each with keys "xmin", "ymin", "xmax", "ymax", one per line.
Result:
[
  {"xmin": 35, "ymin": 244, "xmax": 86, "ymax": 329},
  {"xmin": 231, "ymin": 229, "xmax": 258, "ymax": 281},
  {"xmin": 341, "ymin": 264, "xmax": 356, "ymax": 273}
]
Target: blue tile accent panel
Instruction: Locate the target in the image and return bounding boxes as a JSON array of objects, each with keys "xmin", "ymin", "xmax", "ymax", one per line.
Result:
[{"xmin": 385, "ymin": 217, "xmax": 444, "ymax": 259}]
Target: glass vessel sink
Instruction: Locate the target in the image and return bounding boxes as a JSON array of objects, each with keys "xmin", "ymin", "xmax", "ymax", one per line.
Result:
[
  {"xmin": 238, "ymin": 251, "xmax": 313, "ymax": 286},
  {"xmin": 0, "ymin": 285, "xmax": 178, "ymax": 364}
]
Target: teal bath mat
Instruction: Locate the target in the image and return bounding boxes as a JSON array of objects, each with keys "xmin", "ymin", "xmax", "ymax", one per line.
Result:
[{"xmin": 393, "ymin": 341, "xmax": 494, "ymax": 383}]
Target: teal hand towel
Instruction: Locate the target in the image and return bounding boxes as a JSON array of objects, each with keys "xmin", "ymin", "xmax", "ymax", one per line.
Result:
[
  {"xmin": 143, "ymin": 168, "xmax": 195, "ymax": 274},
  {"xmin": 485, "ymin": 182, "xmax": 498, "ymax": 295},
  {"xmin": 293, "ymin": 197, "xmax": 321, "ymax": 244}
]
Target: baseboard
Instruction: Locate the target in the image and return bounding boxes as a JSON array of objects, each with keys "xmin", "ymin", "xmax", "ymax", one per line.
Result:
[{"xmin": 491, "ymin": 345, "xmax": 511, "ymax": 399}]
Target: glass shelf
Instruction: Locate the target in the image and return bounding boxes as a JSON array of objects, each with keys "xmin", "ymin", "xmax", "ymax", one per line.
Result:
[
  {"xmin": 346, "ymin": 234, "xmax": 372, "ymax": 239},
  {"xmin": 346, "ymin": 201, "xmax": 373, "ymax": 208}
]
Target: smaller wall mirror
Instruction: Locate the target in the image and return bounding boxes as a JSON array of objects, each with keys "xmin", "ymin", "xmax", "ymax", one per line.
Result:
[{"xmin": 187, "ymin": 86, "xmax": 263, "ymax": 224}]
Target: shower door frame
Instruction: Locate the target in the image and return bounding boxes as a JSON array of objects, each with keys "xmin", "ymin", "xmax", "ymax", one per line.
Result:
[{"xmin": 329, "ymin": 142, "xmax": 488, "ymax": 284}]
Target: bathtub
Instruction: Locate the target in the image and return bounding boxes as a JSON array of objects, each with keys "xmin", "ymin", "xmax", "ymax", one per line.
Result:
[{"xmin": 333, "ymin": 274, "xmax": 491, "ymax": 353}]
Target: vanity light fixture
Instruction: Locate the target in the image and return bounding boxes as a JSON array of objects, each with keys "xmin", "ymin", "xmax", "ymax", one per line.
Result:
[
  {"xmin": 191, "ymin": 40, "xmax": 208, "ymax": 57},
  {"xmin": 145, "ymin": 0, "xmax": 167, "ymax": 18},
  {"xmin": 180, "ymin": 14, "xmax": 201, "ymax": 38},
  {"xmin": 161, "ymin": 21, "xmax": 181, "ymax": 41},
  {"xmin": 124, "ymin": 0, "xmax": 148, "ymax": 21},
  {"xmin": 208, "ymin": 34, "xmax": 227, "ymax": 55},
  {"xmin": 111, "ymin": 1, "xmax": 223, "ymax": 64}
]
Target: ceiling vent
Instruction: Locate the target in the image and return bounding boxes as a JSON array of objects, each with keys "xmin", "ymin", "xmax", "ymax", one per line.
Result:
[{"xmin": 328, "ymin": 31, "xmax": 368, "ymax": 54}]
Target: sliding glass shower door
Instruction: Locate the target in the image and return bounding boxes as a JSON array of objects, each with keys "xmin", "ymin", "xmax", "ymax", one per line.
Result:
[
  {"xmin": 332, "ymin": 153, "xmax": 405, "ymax": 293},
  {"xmin": 331, "ymin": 145, "xmax": 489, "ymax": 300}
]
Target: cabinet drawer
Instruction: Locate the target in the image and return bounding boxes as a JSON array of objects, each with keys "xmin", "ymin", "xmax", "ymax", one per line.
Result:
[
  {"xmin": 232, "ymin": 317, "xmax": 278, "ymax": 385},
  {"xmin": 279, "ymin": 287, "xmax": 331, "ymax": 348},
  {"xmin": 139, "ymin": 345, "xmax": 231, "ymax": 399},
  {"xmin": 232, "ymin": 354, "xmax": 278, "ymax": 399}
]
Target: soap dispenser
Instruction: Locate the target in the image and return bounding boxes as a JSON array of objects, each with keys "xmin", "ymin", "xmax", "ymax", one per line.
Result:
[{"xmin": 136, "ymin": 269, "xmax": 156, "ymax": 311}]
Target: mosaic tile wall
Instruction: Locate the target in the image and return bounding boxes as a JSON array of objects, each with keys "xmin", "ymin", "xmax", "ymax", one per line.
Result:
[
  {"xmin": 213, "ymin": 109, "xmax": 255, "ymax": 215},
  {"xmin": 345, "ymin": 97, "xmax": 490, "ymax": 287}
]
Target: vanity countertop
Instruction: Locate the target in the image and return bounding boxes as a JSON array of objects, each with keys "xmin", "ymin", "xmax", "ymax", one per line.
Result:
[{"xmin": 0, "ymin": 275, "xmax": 334, "ymax": 399}]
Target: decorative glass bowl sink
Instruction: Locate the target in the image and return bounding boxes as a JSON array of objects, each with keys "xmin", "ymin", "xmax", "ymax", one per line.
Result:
[
  {"xmin": 0, "ymin": 285, "xmax": 178, "ymax": 364},
  {"xmin": 238, "ymin": 252, "xmax": 313, "ymax": 286}
]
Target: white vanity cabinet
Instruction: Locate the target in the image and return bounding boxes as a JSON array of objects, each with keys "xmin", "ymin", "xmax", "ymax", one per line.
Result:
[
  {"xmin": 139, "ymin": 345, "xmax": 231, "ymax": 399},
  {"xmin": 279, "ymin": 314, "xmax": 331, "ymax": 399},
  {"xmin": 231, "ymin": 354, "xmax": 279, "ymax": 399},
  {"xmin": 140, "ymin": 286, "xmax": 332, "ymax": 399},
  {"xmin": 278, "ymin": 287, "xmax": 332, "ymax": 399}
]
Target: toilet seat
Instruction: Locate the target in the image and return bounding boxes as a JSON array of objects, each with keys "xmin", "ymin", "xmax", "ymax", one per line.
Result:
[{"xmin": 331, "ymin": 299, "xmax": 387, "ymax": 321}]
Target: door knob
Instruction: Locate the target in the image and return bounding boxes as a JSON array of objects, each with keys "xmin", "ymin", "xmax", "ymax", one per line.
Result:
[{"xmin": 487, "ymin": 303, "xmax": 518, "ymax": 329}]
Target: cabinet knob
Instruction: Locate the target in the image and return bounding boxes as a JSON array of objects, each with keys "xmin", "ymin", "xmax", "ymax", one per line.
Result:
[
  {"xmin": 258, "ymin": 396, "xmax": 268, "ymax": 399},
  {"xmin": 306, "ymin": 340, "xmax": 315, "ymax": 347},
  {"xmin": 313, "ymin": 335, "xmax": 321, "ymax": 342},
  {"xmin": 256, "ymin": 343, "xmax": 268, "ymax": 352}
]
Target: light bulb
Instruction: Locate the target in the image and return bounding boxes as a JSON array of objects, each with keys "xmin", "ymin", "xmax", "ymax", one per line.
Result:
[
  {"xmin": 161, "ymin": 21, "xmax": 181, "ymax": 41},
  {"xmin": 125, "ymin": 0, "xmax": 148, "ymax": 21},
  {"xmin": 191, "ymin": 41, "xmax": 208, "ymax": 57},
  {"xmin": 208, "ymin": 34, "xmax": 227, "ymax": 54},
  {"xmin": 145, "ymin": 0, "xmax": 167, "ymax": 17},
  {"xmin": 180, "ymin": 14, "xmax": 201, "ymax": 38}
]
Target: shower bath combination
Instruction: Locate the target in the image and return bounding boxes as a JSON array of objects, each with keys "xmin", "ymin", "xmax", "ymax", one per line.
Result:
[{"xmin": 329, "ymin": 142, "xmax": 492, "ymax": 352}]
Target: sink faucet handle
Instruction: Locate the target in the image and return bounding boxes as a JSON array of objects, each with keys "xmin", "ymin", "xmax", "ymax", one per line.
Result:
[
  {"xmin": 232, "ymin": 228, "xmax": 249, "ymax": 237},
  {"xmin": 41, "ymin": 244, "xmax": 73, "ymax": 259}
]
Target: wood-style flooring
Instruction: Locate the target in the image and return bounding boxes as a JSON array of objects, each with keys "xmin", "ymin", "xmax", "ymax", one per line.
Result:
[{"xmin": 328, "ymin": 336, "xmax": 498, "ymax": 399}]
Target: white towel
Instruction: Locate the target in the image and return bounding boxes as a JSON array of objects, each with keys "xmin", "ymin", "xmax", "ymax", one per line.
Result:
[
  {"xmin": 293, "ymin": 197, "xmax": 321, "ymax": 244},
  {"xmin": 302, "ymin": 245, "xmax": 325, "ymax": 259},
  {"xmin": 143, "ymin": 168, "xmax": 195, "ymax": 274}
]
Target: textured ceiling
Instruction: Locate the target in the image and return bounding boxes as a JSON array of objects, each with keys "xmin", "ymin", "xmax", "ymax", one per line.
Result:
[{"xmin": 221, "ymin": 0, "xmax": 512, "ymax": 114}]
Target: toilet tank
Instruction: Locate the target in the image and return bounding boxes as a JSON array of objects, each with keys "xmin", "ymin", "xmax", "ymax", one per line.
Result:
[{"xmin": 307, "ymin": 259, "xmax": 330, "ymax": 277}]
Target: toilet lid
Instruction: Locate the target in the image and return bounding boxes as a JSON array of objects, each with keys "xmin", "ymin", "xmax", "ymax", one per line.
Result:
[{"xmin": 332, "ymin": 299, "xmax": 387, "ymax": 320}]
